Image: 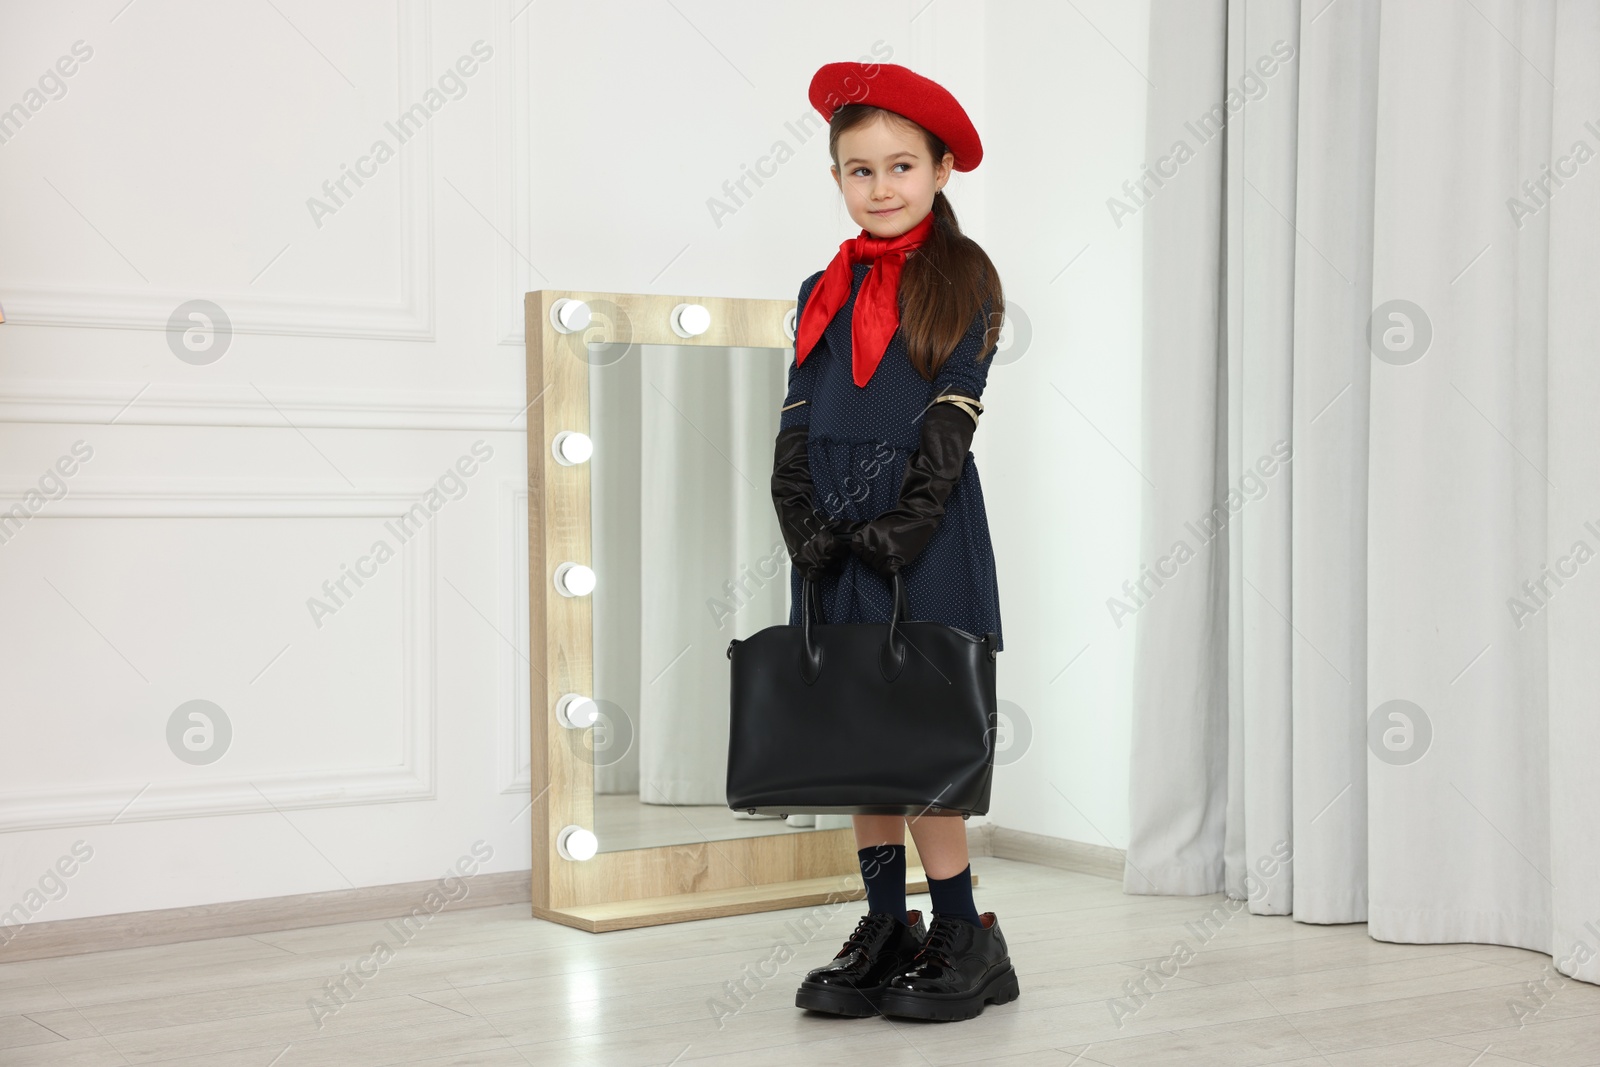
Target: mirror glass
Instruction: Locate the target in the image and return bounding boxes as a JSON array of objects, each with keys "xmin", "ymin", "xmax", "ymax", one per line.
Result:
[{"xmin": 583, "ymin": 338, "xmax": 853, "ymax": 852}]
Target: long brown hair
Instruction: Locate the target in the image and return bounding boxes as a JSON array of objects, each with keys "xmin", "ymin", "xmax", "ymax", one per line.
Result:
[{"xmin": 826, "ymin": 103, "xmax": 1004, "ymax": 382}]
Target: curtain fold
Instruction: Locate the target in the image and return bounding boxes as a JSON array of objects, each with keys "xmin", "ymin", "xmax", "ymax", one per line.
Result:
[
  {"xmin": 1284, "ymin": 0, "xmax": 1380, "ymax": 926},
  {"xmin": 1546, "ymin": 0, "xmax": 1600, "ymax": 976},
  {"xmin": 1129, "ymin": 0, "xmax": 1600, "ymax": 986},
  {"xmin": 1125, "ymin": 0, "xmax": 1231, "ymax": 900}
]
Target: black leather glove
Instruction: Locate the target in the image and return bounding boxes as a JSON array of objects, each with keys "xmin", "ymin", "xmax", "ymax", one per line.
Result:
[
  {"xmin": 850, "ymin": 397, "xmax": 979, "ymax": 581},
  {"xmin": 772, "ymin": 425, "xmax": 854, "ymax": 581}
]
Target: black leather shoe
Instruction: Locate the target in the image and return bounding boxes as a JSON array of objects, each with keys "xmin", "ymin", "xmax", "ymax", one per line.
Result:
[
  {"xmin": 794, "ymin": 910, "xmax": 927, "ymax": 1017},
  {"xmin": 879, "ymin": 911, "xmax": 1020, "ymax": 1021}
]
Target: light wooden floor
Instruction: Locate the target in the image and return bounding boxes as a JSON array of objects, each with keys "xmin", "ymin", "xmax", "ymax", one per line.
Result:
[{"xmin": 3, "ymin": 857, "xmax": 1598, "ymax": 1066}]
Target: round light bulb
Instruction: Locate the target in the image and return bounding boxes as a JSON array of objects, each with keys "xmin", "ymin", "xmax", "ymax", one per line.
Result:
[
  {"xmin": 552, "ymin": 430, "xmax": 593, "ymax": 466},
  {"xmin": 557, "ymin": 825, "xmax": 598, "ymax": 861},
  {"xmin": 555, "ymin": 561, "xmax": 596, "ymax": 597},
  {"xmin": 671, "ymin": 303, "xmax": 711, "ymax": 338},
  {"xmin": 550, "ymin": 299, "xmax": 592, "ymax": 334},
  {"xmin": 556, "ymin": 692, "xmax": 599, "ymax": 728}
]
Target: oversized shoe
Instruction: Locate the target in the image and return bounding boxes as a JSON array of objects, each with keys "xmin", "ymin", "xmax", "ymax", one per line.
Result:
[
  {"xmin": 879, "ymin": 911, "xmax": 1020, "ymax": 1021},
  {"xmin": 795, "ymin": 909, "xmax": 928, "ymax": 1017}
]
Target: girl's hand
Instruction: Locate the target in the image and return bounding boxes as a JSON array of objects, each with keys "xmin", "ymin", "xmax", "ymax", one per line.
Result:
[
  {"xmin": 793, "ymin": 519, "xmax": 858, "ymax": 580},
  {"xmin": 849, "ymin": 514, "xmax": 914, "ymax": 581}
]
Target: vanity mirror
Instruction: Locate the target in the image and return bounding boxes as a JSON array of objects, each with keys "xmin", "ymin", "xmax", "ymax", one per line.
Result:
[{"xmin": 525, "ymin": 289, "xmax": 969, "ymax": 932}]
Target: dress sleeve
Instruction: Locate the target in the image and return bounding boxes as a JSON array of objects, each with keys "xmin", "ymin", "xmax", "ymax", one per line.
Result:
[
  {"xmin": 779, "ymin": 270, "xmax": 826, "ymax": 432},
  {"xmin": 930, "ymin": 293, "xmax": 998, "ymax": 405}
]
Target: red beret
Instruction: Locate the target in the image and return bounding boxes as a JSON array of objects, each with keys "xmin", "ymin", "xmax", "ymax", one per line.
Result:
[{"xmin": 808, "ymin": 61, "xmax": 983, "ymax": 172}]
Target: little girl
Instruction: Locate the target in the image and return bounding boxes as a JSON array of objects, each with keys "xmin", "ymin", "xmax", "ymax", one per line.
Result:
[{"xmin": 772, "ymin": 61, "xmax": 1018, "ymax": 1023}]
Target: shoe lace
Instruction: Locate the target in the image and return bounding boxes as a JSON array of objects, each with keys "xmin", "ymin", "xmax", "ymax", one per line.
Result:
[
  {"xmin": 913, "ymin": 916, "xmax": 962, "ymax": 968},
  {"xmin": 835, "ymin": 912, "xmax": 894, "ymax": 959}
]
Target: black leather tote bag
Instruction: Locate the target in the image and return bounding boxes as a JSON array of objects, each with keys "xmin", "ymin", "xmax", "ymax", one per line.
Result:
[{"xmin": 725, "ymin": 572, "xmax": 999, "ymax": 817}]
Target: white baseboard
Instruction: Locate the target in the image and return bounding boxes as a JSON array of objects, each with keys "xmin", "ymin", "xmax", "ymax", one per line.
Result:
[{"xmin": 970, "ymin": 822, "xmax": 1125, "ymax": 881}]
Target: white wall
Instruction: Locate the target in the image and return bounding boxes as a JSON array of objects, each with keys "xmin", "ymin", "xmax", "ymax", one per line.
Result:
[
  {"xmin": 0, "ymin": 0, "xmax": 1149, "ymax": 925},
  {"xmin": 973, "ymin": 1, "xmax": 1150, "ymax": 852}
]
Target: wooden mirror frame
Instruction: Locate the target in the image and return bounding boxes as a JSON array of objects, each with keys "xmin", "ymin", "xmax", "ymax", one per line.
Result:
[{"xmin": 524, "ymin": 289, "xmax": 969, "ymax": 933}]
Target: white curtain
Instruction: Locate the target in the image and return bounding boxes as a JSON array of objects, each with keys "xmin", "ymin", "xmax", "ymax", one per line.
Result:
[{"xmin": 1127, "ymin": 0, "xmax": 1600, "ymax": 987}]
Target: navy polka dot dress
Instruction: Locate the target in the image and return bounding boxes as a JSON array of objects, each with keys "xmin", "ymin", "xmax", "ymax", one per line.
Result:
[{"xmin": 780, "ymin": 263, "xmax": 1003, "ymax": 652}]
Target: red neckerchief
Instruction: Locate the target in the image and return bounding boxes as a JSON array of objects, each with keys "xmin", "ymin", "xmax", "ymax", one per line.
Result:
[{"xmin": 795, "ymin": 210, "xmax": 936, "ymax": 387}]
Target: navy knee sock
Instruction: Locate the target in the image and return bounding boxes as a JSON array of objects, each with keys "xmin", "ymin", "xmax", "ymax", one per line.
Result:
[
  {"xmin": 927, "ymin": 863, "xmax": 983, "ymax": 928},
  {"xmin": 857, "ymin": 843, "xmax": 908, "ymax": 924}
]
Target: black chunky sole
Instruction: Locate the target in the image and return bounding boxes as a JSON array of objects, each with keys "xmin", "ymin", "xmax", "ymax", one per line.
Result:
[
  {"xmin": 794, "ymin": 978, "xmax": 886, "ymax": 1017},
  {"xmin": 878, "ymin": 963, "xmax": 1021, "ymax": 1021}
]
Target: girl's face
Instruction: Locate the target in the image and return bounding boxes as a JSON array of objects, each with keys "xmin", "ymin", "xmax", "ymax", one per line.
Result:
[{"xmin": 831, "ymin": 113, "xmax": 954, "ymax": 238}]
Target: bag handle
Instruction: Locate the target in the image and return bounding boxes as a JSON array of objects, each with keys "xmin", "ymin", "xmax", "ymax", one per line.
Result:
[
  {"xmin": 801, "ymin": 570, "xmax": 910, "ymax": 625},
  {"xmin": 799, "ymin": 572, "xmax": 910, "ymax": 685}
]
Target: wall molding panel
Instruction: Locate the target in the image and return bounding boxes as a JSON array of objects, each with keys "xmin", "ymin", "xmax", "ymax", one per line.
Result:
[
  {"xmin": 0, "ymin": 380, "xmax": 524, "ymax": 431},
  {"xmin": 0, "ymin": 486, "xmax": 438, "ymax": 833},
  {"xmin": 0, "ymin": 0, "xmax": 435, "ymax": 342},
  {"xmin": 497, "ymin": 478, "xmax": 532, "ymax": 794}
]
